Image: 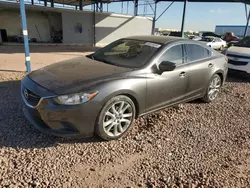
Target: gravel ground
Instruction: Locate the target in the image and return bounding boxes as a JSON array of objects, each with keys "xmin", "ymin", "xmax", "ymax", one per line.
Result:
[
  {"xmin": 0, "ymin": 47, "xmax": 249, "ymax": 187},
  {"xmin": 0, "ymin": 73, "xmax": 249, "ymax": 188}
]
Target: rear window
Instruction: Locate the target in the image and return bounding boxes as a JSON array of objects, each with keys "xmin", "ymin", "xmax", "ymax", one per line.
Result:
[
  {"xmin": 185, "ymin": 44, "xmax": 211, "ymax": 62},
  {"xmin": 200, "ymin": 38, "xmax": 213, "ymax": 42}
]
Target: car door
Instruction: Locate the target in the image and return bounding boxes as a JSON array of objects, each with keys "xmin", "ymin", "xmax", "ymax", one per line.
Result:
[
  {"xmin": 215, "ymin": 38, "xmax": 221, "ymax": 49},
  {"xmin": 210, "ymin": 39, "xmax": 217, "ymax": 49},
  {"xmin": 145, "ymin": 44, "xmax": 189, "ymax": 112},
  {"xmin": 184, "ymin": 44, "xmax": 214, "ymax": 98},
  {"xmin": 218, "ymin": 38, "xmax": 226, "ymax": 48}
]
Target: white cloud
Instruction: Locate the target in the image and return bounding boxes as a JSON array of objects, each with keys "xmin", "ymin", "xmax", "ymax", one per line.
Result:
[{"xmin": 209, "ymin": 8, "xmax": 230, "ymax": 14}]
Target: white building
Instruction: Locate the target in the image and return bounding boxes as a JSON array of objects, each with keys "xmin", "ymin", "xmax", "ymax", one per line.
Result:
[{"xmin": 0, "ymin": 1, "xmax": 152, "ymax": 46}]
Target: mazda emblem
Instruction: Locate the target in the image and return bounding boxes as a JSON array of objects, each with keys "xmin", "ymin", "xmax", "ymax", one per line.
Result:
[{"xmin": 24, "ymin": 89, "xmax": 29, "ymax": 99}]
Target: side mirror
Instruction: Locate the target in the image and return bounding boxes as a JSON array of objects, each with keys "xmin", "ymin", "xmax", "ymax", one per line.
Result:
[{"xmin": 159, "ymin": 61, "xmax": 176, "ymax": 72}]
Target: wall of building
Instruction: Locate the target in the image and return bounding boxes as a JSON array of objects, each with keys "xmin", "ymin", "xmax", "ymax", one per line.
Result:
[
  {"xmin": 0, "ymin": 2, "xmax": 152, "ymax": 45},
  {"xmin": 0, "ymin": 9, "xmax": 61, "ymax": 42},
  {"xmin": 0, "ymin": 10, "xmax": 21, "ymax": 37},
  {"xmin": 61, "ymin": 11, "xmax": 93, "ymax": 45},
  {"xmin": 61, "ymin": 11, "xmax": 152, "ymax": 46},
  {"xmin": 95, "ymin": 14, "xmax": 152, "ymax": 46},
  {"xmin": 215, "ymin": 25, "xmax": 250, "ymax": 37}
]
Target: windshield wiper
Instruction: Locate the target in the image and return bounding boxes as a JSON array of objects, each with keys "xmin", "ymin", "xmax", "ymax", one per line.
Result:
[
  {"xmin": 95, "ymin": 58, "xmax": 119, "ymax": 66},
  {"xmin": 86, "ymin": 54, "xmax": 95, "ymax": 60}
]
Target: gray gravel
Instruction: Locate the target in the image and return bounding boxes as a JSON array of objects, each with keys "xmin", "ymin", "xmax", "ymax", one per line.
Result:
[{"xmin": 0, "ymin": 73, "xmax": 249, "ymax": 188}]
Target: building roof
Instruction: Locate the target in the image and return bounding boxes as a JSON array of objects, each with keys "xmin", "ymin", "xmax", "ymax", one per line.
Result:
[
  {"xmin": 41, "ymin": 0, "xmax": 120, "ymax": 7},
  {"xmin": 38, "ymin": 0, "xmax": 250, "ymax": 7},
  {"xmin": 216, "ymin": 25, "xmax": 250, "ymax": 27},
  {"xmin": 157, "ymin": 0, "xmax": 250, "ymax": 4},
  {"xmin": 124, "ymin": 35, "xmax": 183, "ymax": 44}
]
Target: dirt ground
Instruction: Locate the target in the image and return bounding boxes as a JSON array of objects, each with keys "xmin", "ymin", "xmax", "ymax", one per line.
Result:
[
  {"xmin": 0, "ymin": 45, "xmax": 97, "ymax": 80},
  {"xmin": 0, "ymin": 45, "xmax": 249, "ymax": 188}
]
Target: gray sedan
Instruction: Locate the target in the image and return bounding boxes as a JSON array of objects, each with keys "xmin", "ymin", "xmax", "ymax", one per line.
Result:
[{"xmin": 21, "ymin": 36, "xmax": 228, "ymax": 140}]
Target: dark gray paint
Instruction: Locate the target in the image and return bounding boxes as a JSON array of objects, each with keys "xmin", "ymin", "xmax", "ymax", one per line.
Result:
[{"xmin": 22, "ymin": 36, "xmax": 228, "ymax": 137}]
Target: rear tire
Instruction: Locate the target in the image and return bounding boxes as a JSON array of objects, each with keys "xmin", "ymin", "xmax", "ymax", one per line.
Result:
[
  {"xmin": 95, "ymin": 95, "xmax": 136, "ymax": 141},
  {"xmin": 202, "ymin": 74, "xmax": 222, "ymax": 103}
]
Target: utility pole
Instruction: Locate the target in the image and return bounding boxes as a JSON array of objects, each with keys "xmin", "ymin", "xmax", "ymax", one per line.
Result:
[
  {"xmin": 19, "ymin": 0, "xmax": 31, "ymax": 73},
  {"xmin": 244, "ymin": 10, "xmax": 250, "ymax": 37},
  {"xmin": 181, "ymin": 0, "xmax": 187, "ymax": 38}
]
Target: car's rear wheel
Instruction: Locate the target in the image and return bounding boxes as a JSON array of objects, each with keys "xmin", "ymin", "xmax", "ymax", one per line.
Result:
[
  {"xmin": 202, "ymin": 74, "xmax": 222, "ymax": 103},
  {"xmin": 95, "ymin": 95, "xmax": 136, "ymax": 140}
]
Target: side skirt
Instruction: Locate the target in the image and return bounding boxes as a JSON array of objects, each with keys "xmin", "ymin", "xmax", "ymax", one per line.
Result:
[{"xmin": 138, "ymin": 94, "xmax": 203, "ymax": 117}]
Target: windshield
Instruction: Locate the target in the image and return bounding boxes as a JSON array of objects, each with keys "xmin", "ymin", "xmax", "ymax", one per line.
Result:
[
  {"xmin": 200, "ymin": 38, "xmax": 213, "ymax": 42},
  {"xmin": 235, "ymin": 37, "xmax": 250, "ymax": 48},
  {"xmin": 90, "ymin": 39, "xmax": 161, "ymax": 68}
]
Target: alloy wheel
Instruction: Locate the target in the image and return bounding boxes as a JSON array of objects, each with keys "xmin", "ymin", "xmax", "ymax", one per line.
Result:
[
  {"xmin": 103, "ymin": 101, "xmax": 133, "ymax": 137},
  {"xmin": 208, "ymin": 75, "xmax": 221, "ymax": 101}
]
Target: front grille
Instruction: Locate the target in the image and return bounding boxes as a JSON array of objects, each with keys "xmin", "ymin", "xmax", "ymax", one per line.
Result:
[
  {"xmin": 227, "ymin": 53, "xmax": 250, "ymax": 59},
  {"xmin": 228, "ymin": 59, "xmax": 248, "ymax": 66},
  {"xmin": 22, "ymin": 86, "xmax": 41, "ymax": 106}
]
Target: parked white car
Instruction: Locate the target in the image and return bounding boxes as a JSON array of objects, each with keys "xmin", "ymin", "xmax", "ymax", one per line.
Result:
[
  {"xmin": 224, "ymin": 36, "xmax": 250, "ymax": 74},
  {"xmin": 200, "ymin": 36, "xmax": 227, "ymax": 50}
]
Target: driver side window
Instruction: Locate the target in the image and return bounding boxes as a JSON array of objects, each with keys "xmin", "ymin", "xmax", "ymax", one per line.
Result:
[{"xmin": 158, "ymin": 44, "xmax": 184, "ymax": 66}]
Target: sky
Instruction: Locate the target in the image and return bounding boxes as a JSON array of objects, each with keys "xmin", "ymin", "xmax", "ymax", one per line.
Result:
[
  {"xmin": 95, "ymin": 1, "xmax": 248, "ymax": 32},
  {"xmin": 3, "ymin": 0, "xmax": 247, "ymax": 32}
]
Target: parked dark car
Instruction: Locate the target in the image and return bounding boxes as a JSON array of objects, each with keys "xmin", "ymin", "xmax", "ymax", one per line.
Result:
[
  {"xmin": 227, "ymin": 40, "xmax": 239, "ymax": 48},
  {"xmin": 21, "ymin": 36, "xmax": 228, "ymax": 140},
  {"xmin": 201, "ymin": 32, "xmax": 221, "ymax": 39},
  {"xmin": 168, "ymin": 31, "xmax": 189, "ymax": 38},
  {"xmin": 169, "ymin": 32, "xmax": 182, "ymax": 37}
]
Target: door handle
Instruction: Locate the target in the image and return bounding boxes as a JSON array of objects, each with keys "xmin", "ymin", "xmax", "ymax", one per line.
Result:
[
  {"xmin": 179, "ymin": 72, "xmax": 186, "ymax": 78},
  {"xmin": 208, "ymin": 63, "xmax": 214, "ymax": 68}
]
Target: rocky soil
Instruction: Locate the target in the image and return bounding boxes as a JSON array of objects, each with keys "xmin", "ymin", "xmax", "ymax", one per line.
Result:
[{"xmin": 0, "ymin": 71, "xmax": 249, "ymax": 188}]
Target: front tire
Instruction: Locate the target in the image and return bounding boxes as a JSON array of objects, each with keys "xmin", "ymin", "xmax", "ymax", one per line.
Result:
[
  {"xmin": 202, "ymin": 74, "xmax": 222, "ymax": 103},
  {"xmin": 95, "ymin": 95, "xmax": 136, "ymax": 140}
]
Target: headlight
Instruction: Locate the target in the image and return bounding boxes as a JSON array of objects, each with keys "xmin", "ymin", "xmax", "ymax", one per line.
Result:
[{"xmin": 55, "ymin": 91, "xmax": 98, "ymax": 105}]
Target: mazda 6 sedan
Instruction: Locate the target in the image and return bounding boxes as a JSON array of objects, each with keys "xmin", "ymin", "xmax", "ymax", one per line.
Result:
[{"xmin": 21, "ymin": 36, "xmax": 228, "ymax": 140}]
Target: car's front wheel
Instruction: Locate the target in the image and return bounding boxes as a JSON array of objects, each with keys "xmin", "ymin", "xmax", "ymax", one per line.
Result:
[
  {"xmin": 202, "ymin": 74, "xmax": 222, "ymax": 103},
  {"xmin": 95, "ymin": 95, "xmax": 136, "ymax": 140}
]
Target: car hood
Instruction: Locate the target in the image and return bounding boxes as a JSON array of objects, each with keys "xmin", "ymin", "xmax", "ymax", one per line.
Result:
[
  {"xmin": 227, "ymin": 46, "xmax": 250, "ymax": 56},
  {"xmin": 28, "ymin": 56, "xmax": 132, "ymax": 95}
]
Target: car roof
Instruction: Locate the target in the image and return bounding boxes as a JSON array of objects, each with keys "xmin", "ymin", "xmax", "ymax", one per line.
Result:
[
  {"xmin": 122, "ymin": 35, "xmax": 185, "ymax": 44},
  {"xmin": 204, "ymin": 36, "xmax": 216, "ymax": 39}
]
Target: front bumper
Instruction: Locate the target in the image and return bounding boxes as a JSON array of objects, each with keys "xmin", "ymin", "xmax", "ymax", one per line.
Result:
[
  {"xmin": 21, "ymin": 76, "xmax": 101, "ymax": 137},
  {"xmin": 228, "ymin": 61, "xmax": 250, "ymax": 74},
  {"xmin": 23, "ymin": 107, "xmax": 80, "ymax": 137}
]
